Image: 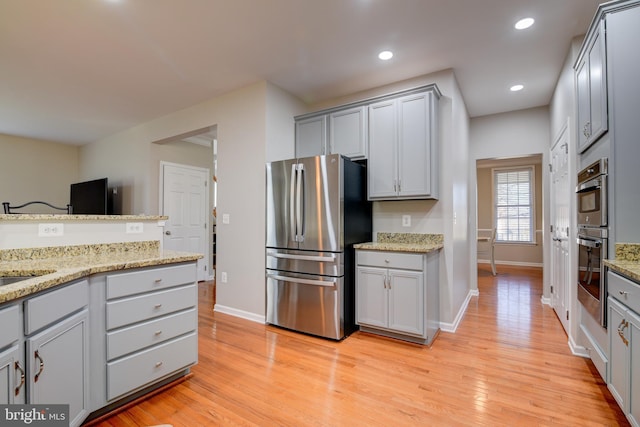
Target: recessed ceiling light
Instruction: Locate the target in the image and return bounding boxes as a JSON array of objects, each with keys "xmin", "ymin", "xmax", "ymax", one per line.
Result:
[
  {"xmin": 510, "ymin": 84, "xmax": 524, "ymax": 92},
  {"xmin": 378, "ymin": 51, "xmax": 393, "ymax": 61},
  {"xmin": 515, "ymin": 17, "xmax": 535, "ymax": 30}
]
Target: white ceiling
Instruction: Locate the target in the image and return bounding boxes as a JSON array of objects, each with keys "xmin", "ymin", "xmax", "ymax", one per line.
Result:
[{"xmin": 0, "ymin": 0, "xmax": 602, "ymax": 146}]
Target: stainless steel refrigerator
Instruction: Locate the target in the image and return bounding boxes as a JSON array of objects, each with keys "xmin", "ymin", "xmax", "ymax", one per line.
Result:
[{"xmin": 265, "ymin": 154, "xmax": 372, "ymax": 340}]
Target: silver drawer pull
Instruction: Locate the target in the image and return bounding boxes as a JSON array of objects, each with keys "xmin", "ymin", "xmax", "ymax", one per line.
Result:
[
  {"xmin": 154, "ymin": 279, "xmax": 162, "ymax": 283},
  {"xmin": 155, "ymin": 361, "xmax": 163, "ymax": 368},
  {"xmin": 619, "ymin": 290, "xmax": 629, "ymax": 296},
  {"xmin": 154, "ymin": 330, "xmax": 163, "ymax": 336},
  {"xmin": 385, "ymin": 259, "xmax": 390, "ymax": 263},
  {"xmin": 154, "ymin": 304, "xmax": 163, "ymax": 309}
]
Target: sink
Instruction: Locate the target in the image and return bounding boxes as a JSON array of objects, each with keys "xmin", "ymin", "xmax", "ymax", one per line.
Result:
[{"xmin": 0, "ymin": 276, "xmax": 35, "ymax": 286}]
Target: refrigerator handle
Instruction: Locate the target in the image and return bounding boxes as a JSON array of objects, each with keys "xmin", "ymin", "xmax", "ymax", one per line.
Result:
[
  {"xmin": 290, "ymin": 163, "xmax": 297, "ymax": 241},
  {"xmin": 266, "ymin": 251, "xmax": 336, "ymax": 262},
  {"xmin": 296, "ymin": 164, "xmax": 305, "ymax": 242},
  {"xmin": 266, "ymin": 273, "xmax": 336, "ymax": 287}
]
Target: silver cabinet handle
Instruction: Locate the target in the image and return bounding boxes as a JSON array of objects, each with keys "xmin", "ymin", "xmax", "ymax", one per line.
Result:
[
  {"xmin": 154, "ymin": 330, "xmax": 163, "ymax": 336},
  {"xmin": 165, "ymin": 230, "xmax": 171, "ymax": 235},
  {"xmin": 619, "ymin": 290, "xmax": 629, "ymax": 296},
  {"xmin": 14, "ymin": 361, "xmax": 25, "ymax": 396},
  {"xmin": 155, "ymin": 361, "xmax": 163, "ymax": 368},
  {"xmin": 34, "ymin": 350, "xmax": 44, "ymax": 383},
  {"xmin": 154, "ymin": 303, "xmax": 163, "ymax": 309},
  {"xmin": 154, "ymin": 278, "xmax": 163, "ymax": 283}
]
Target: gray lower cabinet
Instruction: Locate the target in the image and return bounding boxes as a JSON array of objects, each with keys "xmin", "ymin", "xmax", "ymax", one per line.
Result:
[
  {"xmin": 21, "ymin": 279, "xmax": 90, "ymax": 427},
  {"xmin": 608, "ymin": 271, "xmax": 640, "ymax": 427},
  {"xmin": 103, "ymin": 263, "xmax": 198, "ymax": 402},
  {"xmin": 0, "ymin": 304, "xmax": 22, "ymax": 404},
  {"xmin": 26, "ymin": 309, "xmax": 89, "ymax": 427},
  {"xmin": 356, "ymin": 250, "xmax": 439, "ymax": 345}
]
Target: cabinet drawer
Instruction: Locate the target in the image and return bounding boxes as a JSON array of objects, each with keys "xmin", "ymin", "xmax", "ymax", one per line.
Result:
[
  {"xmin": 357, "ymin": 251, "xmax": 423, "ymax": 270},
  {"xmin": 0, "ymin": 305, "xmax": 19, "ymax": 349},
  {"xmin": 24, "ymin": 279, "xmax": 88, "ymax": 335},
  {"xmin": 107, "ymin": 308, "xmax": 197, "ymax": 360},
  {"xmin": 106, "ymin": 263, "xmax": 196, "ymax": 299},
  {"xmin": 107, "ymin": 332, "xmax": 197, "ymax": 401},
  {"xmin": 608, "ymin": 271, "xmax": 640, "ymax": 313},
  {"xmin": 106, "ymin": 284, "xmax": 197, "ymax": 330}
]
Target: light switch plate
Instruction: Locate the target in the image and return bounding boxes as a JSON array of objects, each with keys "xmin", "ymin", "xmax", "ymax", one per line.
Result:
[
  {"xmin": 402, "ymin": 215, "xmax": 411, "ymax": 227},
  {"xmin": 126, "ymin": 222, "xmax": 143, "ymax": 233},
  {"xmin": 222, "ymin": 214, "xmax": 230, "ymax": 224}
]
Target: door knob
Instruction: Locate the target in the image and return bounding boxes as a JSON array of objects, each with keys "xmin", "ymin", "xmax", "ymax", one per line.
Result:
[{"xmin": 165, "ymin": 231, "xmax": 171, "ymax": 235}]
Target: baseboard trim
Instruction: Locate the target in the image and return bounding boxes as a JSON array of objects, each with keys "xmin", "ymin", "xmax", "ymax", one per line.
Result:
[
  {"xmin": 440, "ymin": 289, "xmax": 478, "ymax": 333},
  {"xmin": 214, "ymin": 304, "xmax": 265, "ymax": 324},
  {"xmin": 478, "ymin": 260, "xmax": 543, "ymax": 268}
]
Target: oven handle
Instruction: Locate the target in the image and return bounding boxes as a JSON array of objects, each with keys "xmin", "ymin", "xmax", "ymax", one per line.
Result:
[
  {"xmin": 576, "ymin": 177, "xmax": 601, "ymax": 193},
  {"xmin": 577, "ymin": 237, "xmax": 601, "ymax": 248}
]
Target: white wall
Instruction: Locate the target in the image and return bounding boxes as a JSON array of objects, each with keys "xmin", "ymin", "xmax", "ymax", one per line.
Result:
[
  {"xmin": 307, "ymin": 69, "xmax": 471, "ymax": 328},
  {"xmin": 79, "ymin": 81, "xmax": 303, "ymax": 321},
  {"xmin": 0, "ymin": 134, "xmax": 79, "ymax": 211},
  {"xmin": 469, "ymin": 106, "xmax": 551, "ymax": 295}
]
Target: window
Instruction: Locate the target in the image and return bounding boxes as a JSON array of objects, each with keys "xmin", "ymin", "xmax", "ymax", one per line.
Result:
[{"xmin": 493, "ymin": 167, "xmax": 534, "ymax": 243}]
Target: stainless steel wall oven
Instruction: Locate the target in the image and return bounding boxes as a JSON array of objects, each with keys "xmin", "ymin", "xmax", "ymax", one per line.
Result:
[{"xmin": 576, "ymin": 158, "xmax": 608, "ymax": 328}]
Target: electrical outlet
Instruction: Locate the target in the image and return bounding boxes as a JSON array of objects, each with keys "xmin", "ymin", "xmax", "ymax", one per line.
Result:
[
  {"xmin": 222, "ymin": 214, "xmax": 230, "ymax": 224},
  {"xmin": 126, "ymin": 222, "xmax": 143, "ymax": 233},
  {"xmin": 220, "ymin": 272, "xmax": 228, "ymax": 283},
  {"xmin": 38, "ymin": 223, "xmax": 64, "ymax": 237},
  {"xmin": 402, "ymin": 215, "xmax": 411, "ymax": 227}
]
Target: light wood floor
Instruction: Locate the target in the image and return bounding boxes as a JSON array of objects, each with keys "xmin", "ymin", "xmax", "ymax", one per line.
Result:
[{"xmin": 92, "ymin": 265, "xmax": 629, "ymax": 426}]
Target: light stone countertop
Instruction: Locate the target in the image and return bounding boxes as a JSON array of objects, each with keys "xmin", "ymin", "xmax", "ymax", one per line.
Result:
[
  {"xmin": 0, "ymin": 214, "xmax": 168, "ymax": 221},
  {"xmin": 354, "ymin": 232, "xmax": 444, "ymax": 254},
  {"xmin": 604, "ymin": 243, "xmax": 640, "ymax": 282},
  {"xmin": 0, "ymin": 241, "xmax": 202, "ymax": 304}
]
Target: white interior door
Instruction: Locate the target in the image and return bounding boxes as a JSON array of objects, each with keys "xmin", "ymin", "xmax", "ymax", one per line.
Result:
[
  {"xmin": 161, "ymin": 162, "xmax": 209, "ymax": 281},
  {"xmin": 550, "ymin": 123, "xmax": 570, "ymax": 333}
]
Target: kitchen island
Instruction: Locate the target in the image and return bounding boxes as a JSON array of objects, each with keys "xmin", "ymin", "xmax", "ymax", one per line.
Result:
[{"xmin": 0, "ymin": 214, "xmax": 202, "ymax": 427}]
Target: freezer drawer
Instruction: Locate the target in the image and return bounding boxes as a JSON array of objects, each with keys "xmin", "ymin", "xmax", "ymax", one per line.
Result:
[{"xmin": 266, "ymin": 271, "xmax": 344, "ymax": 340}]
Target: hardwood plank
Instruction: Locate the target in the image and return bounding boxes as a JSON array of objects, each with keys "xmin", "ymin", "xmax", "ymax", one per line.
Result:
[{"xmin": 89, "ymin": 265, "xmax": 630, "ymax": 426}]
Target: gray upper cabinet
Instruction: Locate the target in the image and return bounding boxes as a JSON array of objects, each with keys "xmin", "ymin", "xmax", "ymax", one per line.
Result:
[
  {"xmin": 295, "ymin": 105, "xmax": 367, "ymax": 160},
  {"xmin": 329, "ymin": 106, "xmax": 367, "ymax": 160},
  {"xmin": 295, "ymin": 115, "xmax": 326, "ymax": 158},
  {"xmin": 368, "ymin": 89, "xmax": 439, "ymax": 200},
  {"xmin": 576, "ymin": 19, "xmax": 608, "ymax": 153}
]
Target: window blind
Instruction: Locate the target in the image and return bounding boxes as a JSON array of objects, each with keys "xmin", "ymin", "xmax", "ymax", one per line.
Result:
[{"xmin": 494, "ymin": 167, "xmax": 534, "ymax": 243}]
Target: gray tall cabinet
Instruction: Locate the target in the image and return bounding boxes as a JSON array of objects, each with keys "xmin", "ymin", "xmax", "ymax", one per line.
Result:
[{"xmin": 576, "ymin": 2, "xmax": 640, "ymax": 426}]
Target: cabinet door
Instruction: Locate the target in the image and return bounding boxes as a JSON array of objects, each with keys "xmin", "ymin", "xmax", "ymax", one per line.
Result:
[
  {"xmin": 577, "ymin": 20, "xmax": 608, "ymax": 153},
  {"xmin": 388, "ymin": 269, "xmax": 424, "ymax": 336},
  {"xmin": 397, "ymin": 92, "xmax": 432, "ymax": 198},
  {"xmin": 356, "ymin": 266, "xmax": 388, "ymax": 328},
  {"xmin": 629, "ymin": 308, "xmax": 640, "ymax": 427},
  {"xmin": 295, "ymin": 115, "xmax": 327, "ymax": 158},
  {"xmin": 608, "ymin": 297, "xmax": 628, "ymax": 410},
  {"xmin": 368, "ymin": 100, "xmax": 397, "ymax": 199},
  {"xmin": 576, "ymin": 58, "xmax": 591, "ymax": 151},
  {"xmin": 0, "ymin": 345, "xmax": 23, "ymax": 404},
  {"xmin": 329, "ymin": 106, "xmax": 367, "ymax": 159},
  {"xmin": 587, "ymin": 20, "xmax": 608, "ymax": 145},
  {"xmin": 27, "ymin": 309, "xmax": 89, "ymax": 427}
]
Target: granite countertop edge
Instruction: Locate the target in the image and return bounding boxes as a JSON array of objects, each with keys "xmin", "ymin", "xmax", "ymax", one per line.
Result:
[
  {"xmin": 0, "ymin": 250, "xmax": 203, "ymax": 304},
  {"xmin": 604, "ymin": 259, "xmax": 640, "ymax": 283},
  {"xmin": 353, "ymin": 242, "xmax": 443, "ymax": 254},
  {"xmin": 0, "ymin": 214, "xmax": 168, "ymax": 221}
]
